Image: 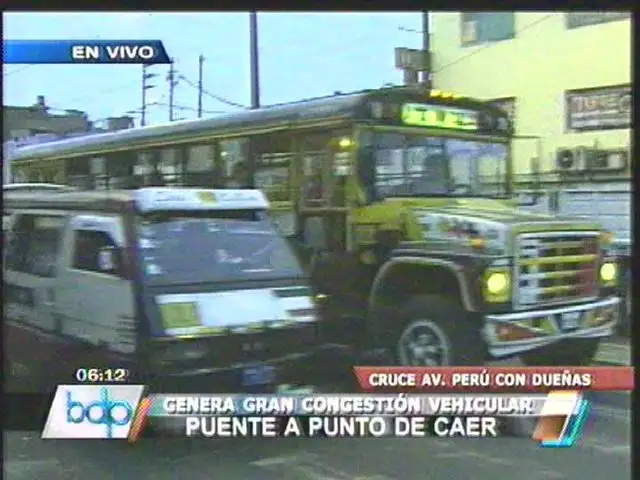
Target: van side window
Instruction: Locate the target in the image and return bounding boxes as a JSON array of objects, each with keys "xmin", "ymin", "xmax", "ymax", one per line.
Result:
[
  {"xmin": 5, "ymin": 214, "xmax": 65, "ymax": 278},
  {"xmin": 72, "ymin": 230, "xmax": 121, "ymax": 276}
]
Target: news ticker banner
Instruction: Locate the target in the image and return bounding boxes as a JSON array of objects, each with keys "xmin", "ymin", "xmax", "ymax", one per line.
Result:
[
  {"xmin": 353, "ymin": 366, "xmax": 635, "ymax": 392},
  {"xmin": 42, "ymin": 385, "xmax": 598, "ymax": 448},
  {"xmin": 4, "ymin": 40, "xmax": 171, "ymax": 64}
]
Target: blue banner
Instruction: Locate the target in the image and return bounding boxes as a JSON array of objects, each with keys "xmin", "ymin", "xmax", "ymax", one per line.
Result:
[{"xmin": 4, "ymin": 40, "xmax": 171, "ymax": 64}]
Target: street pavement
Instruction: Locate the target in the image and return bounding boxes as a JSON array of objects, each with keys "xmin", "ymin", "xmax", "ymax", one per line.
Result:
[
  {"xmin": 4, "ymin": 397, "xmax": 630, "ymax": 480},
  {"xmin": 5, "ymin": 339, "xmax": 631, "ymax": 480},
  {"xmin": 595, "ymin": 338, "xmax": 631, "ymax": 365}
]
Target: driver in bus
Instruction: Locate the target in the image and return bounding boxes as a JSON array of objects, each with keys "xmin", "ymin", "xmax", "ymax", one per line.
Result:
[
  {"xmin": 408, "ymin": 153, "xmax": 450, "ymax": 195},
  {"xmin": 228, "ymin": 161, "xmax": 251, "ymax": 188}
]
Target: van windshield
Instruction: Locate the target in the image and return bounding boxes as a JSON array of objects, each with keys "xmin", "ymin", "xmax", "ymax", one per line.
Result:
[{"xmin": 137, "ymin": 210, "xmax": 304, "ymax": 285}]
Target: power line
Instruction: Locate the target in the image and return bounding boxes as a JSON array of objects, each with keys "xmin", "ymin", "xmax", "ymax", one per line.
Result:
[
  {"xmin": 63, "ymin": 81, "xmax": 140, "ymax": 106},
  {"xmin": 154, "ymin": 102, "xmax": 227, "ymax": 115},
  {"xmin": 437, "ymin": 14, "xmax": 556, "ymax": 73},
  {"xmin": 4, "ymin": 65, "xmax": 34, "ymax": 76},
  {"xmin": 398, "ymin": 13, "xmax": 556, "ymax": 73},
  {"xmin": 177, "ymin": 73, "xmax": 247, "ymax": 109}
]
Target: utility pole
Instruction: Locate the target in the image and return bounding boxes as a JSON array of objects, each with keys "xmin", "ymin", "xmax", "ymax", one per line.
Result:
[
  {"xmin": 197, "ymin": 55, "xmax": 204, "ymax": 118},
  {"xmin": 421, "ymin": 12, "xmax": 432, "ymax": 89},
  {"xmin": 141, "ymin": 65, "xmax": 157, "ymax": 126},
  {"xmin": 249, "ymin": 11, "xmax": 260, "ymax": 109},
  {"xmin": 167, "ymin": 59, "xmax": 177, "ymax": 121}
]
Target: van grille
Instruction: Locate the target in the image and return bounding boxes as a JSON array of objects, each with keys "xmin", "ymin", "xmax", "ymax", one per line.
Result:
[{"xmin": 514, "ymin": 232, "xmax": 599, "ymax": 309}]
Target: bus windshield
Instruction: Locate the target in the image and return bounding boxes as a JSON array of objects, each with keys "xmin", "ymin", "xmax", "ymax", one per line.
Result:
[
  {"xmin": 361, "ymin": 132, "xmax": 509, "ymax": 199},
  {"xmin": 137, "ymin": 211, "xmax": 305, "ymax": 285}
]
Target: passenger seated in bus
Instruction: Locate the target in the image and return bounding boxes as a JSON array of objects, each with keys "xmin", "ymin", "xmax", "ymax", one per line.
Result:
[
  {"xmin": 406, "ymin": 153, "xmax": 450, "ymax": 195},
  {"xmin": 228, "ymin": 161, "xmax": 251, "ymax": 188},
  {"xmin": 148, "ymin": 167, "xmax": 167, "ymax": 187}
]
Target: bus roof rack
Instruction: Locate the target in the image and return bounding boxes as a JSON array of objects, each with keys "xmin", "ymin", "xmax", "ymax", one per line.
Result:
[{"xmin": 3, "ymin": 183, "xmax": 78, "ymax": 193}]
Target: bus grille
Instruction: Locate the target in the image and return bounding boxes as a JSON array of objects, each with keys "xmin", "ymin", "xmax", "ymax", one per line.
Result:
[{"xmin": 514, "ymin": 232, "xmax": 599, "ymax": 309}]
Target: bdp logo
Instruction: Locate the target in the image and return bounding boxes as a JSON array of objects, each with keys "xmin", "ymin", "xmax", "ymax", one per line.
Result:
[
  {"xmin": 66, "ymin": 388, "xmax": 133, "ymax": 438},
  {"xmin": 42, "ymin": 385, "xmax": 146, "ymax": 439}
]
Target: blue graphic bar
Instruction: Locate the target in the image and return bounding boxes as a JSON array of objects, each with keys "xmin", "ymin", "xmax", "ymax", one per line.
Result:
[{"xmin": 4, "ymin": 40, "xmax": 171, "ymax": 64}]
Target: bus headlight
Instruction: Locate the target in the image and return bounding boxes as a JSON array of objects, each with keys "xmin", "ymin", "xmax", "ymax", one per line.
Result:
[
  {"xmin": 599, "ymin": 262, "xmax": 617, "ymax": 285},
  {"xmin": 483, "ymin": 269, "xmax": 511, "ymax": 303}
]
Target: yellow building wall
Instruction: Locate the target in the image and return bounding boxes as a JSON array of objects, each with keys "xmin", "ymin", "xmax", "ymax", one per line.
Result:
[{"xmin": 430, "ymin": 12, "xmax": 632, "ymax": 177}]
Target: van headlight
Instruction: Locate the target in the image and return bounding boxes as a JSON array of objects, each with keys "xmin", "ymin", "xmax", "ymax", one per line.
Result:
[
  {"xmin": 599, "ymin": 262, "xmax": 617, "ymax": 286},
  {"xmin": 484, "ymin": 269, "xmax": 511, "ymax": 303}
]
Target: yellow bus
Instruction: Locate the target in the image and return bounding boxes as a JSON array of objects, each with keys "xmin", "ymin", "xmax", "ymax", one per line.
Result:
[{"xmin": 8, "ymin": 85, "xmax": 620, "ymax": 367}]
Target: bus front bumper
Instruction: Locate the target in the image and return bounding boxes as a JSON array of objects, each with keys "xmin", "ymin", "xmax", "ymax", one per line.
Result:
[{"xmin": 483, "ymin": 297, "xmax": 619, "ymax": 358}]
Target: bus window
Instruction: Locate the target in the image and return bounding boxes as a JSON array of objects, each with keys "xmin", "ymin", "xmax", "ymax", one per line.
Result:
[
  {"xmin": 135, "ymin": 149, "xmax": 177, "ymax": 187},
  {"xmin": 252, "ymin": 132, "xmax": 292, "ymax": 202},
  {"xmin": 66, "ymin": 157, "xmax": 92, "ymax": 189},
  {"xmin": 159, "ymin": 147, "xmax": 183, "ymax": 186},
  {"xmin": 90, "ymin": 156, "xmax": 107, "ymax": 190},
  {"xmin": 220, "ymin": 139, "xmax": 249, "ymax": 188},
  {"xmin": 106, "ymin": 151, "xmax": 136, "ymax": 189},
  {"xmin": 299, "ymin": 130, "xmax": 351, "ymax": 208},
  {"xmin": 185, "ymin": 144, "xmax": 215, "ymax": 187}
]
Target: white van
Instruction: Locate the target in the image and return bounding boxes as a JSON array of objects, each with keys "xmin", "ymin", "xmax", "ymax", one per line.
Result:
[{"xmin": 3, "ymin": 187, "xmax": 351, "ymax": 393}]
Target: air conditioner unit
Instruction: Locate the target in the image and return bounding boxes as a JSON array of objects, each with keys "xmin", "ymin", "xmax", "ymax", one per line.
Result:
[
  {"xmin": 586, "ymin": 149, "xmax": 628, "ymax": 171},
  {"xmin": 556, "ymin": 147, "xmax": 589, "ymax": 172}
]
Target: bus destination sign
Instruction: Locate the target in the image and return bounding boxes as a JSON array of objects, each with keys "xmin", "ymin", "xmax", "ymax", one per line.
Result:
[{"xmin": 401, "ymin": 103, "xmax": 479, "ymax": 131}]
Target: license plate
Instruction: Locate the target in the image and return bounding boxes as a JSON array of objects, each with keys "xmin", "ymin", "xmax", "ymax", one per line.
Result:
[
  {"xmin": 242, "ymin": 365, "xmax": 276, "ymax": 386},
  {"xmin": 560, "ymin": 311, "xmax": 581, "ymax": 330}
]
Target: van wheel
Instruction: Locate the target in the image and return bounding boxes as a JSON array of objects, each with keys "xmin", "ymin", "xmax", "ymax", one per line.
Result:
[
  {"xmin": 389, "ymin": 295, "xmax": 485, "ymax": 366},
  {"xmin": 520, "ymin": 339, "xmax": 600, "ymax": 366}
]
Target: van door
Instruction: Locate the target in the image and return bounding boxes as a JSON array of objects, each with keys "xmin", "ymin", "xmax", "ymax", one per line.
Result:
[
  {"xmin": 54, "ymin": 214, "xmax": 137, "ymax": 378},
  {"xmin": 4, "ymin": 213, "xmax": 67, "ymax": 391}
]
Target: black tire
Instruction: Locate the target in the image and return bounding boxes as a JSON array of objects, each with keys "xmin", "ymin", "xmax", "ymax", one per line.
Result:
[
  {"xmin": 520, "ymin": 338, "xmax": 600, "ymax": 366},
  {"xmin": 383, "ymin": 295, "xmax": 486, "ymax": 366}
]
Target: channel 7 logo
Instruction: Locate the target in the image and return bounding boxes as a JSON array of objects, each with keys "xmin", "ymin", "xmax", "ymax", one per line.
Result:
[{"xmin": 42, "ymin": 385, "xmax": 145, "ymax": 439}]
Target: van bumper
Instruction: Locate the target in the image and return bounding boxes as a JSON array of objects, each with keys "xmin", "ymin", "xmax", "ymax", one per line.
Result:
[
  {"xmin": 483, "ymin": 297, "xmax": 619, "ymax": 358},
  {"xmin": 147, "ymin": 343, "xmax": 354, "ymax": 393}
]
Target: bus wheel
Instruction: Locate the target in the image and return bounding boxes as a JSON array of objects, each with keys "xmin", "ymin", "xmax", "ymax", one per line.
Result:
[
  {"xmin": 391, "ymin": 295, "xmax": 485, "ymax": 366},
  {"xmin": 520, "ymin": 338, "xmax": 600, "ymax": 366}
]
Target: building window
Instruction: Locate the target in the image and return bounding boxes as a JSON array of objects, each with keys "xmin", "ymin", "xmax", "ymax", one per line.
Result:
[
  {"xmin": 566, "ymin": 12, "xmax": 630, "ymax": 29},
  {"xmin": 565, "ymin": 84, "xmax": 631, "ymax": 132},
  {"xmin": 461, "ymin": 13, "xmax": 515, "ymax": 46}
]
